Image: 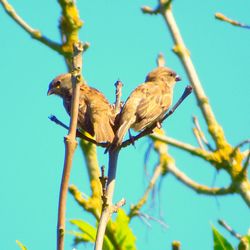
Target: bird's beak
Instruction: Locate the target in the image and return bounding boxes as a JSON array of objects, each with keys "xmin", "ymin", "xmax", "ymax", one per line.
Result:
[
  {"xmin": 47, "ymin": 89, "xmax": 54, "ymax": 96},
  {"xmin": 175, "ymin": 75, "xmax": 181, "ymax": 82}
]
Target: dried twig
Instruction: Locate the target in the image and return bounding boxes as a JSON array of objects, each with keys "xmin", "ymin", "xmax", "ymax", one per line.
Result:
[
  {"xmin": 218, "ymin": 219, "xmax": 242, "ymax": 239},
  {"xmin": 0, "ymin": 0, "xmax": 62, "ymax": 53},
  {"xmin": 114, "ymin": 80, "xmax": 123, "ymax": 114},
  {"xmin": 193, "ymin": 116, "xmax": 213, "ymax": 151},
  {"xmin": 49, "ymin": 115, "xmax": 108, "ymax": 147},
  {"xmin": 215, "ymin": 13, "xmax": 250, "ymax": 29},
  {"xmin": 57, "ymin": 42, "xmax": 83, "ymax": 250}
]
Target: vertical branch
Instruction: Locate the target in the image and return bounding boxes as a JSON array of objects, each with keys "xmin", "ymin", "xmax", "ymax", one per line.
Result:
[
  {"xmin": 159, "ymin": 3, "xmax": 227, "ymax": 148},
  {"xmin": 57, "ymin": 42, "xmax": 83, "ymax": 250},
  {"xmin": 58, "ymin": 0, "xmax": 83, "ymax": 70},
  {"xmin": 114, "ymin": 80, "xmax": 123, "ymax": 114},
  {"xmin": 95, "ymin": 149, "xmax": 122, "ymax": 250}
]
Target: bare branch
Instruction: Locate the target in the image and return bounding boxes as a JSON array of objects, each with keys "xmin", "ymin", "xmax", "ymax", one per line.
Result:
[
  {"xmin": 69, "ymin": 185, "xmax": 100, "ymax": 220},
  {"xmin": 95, "ymin": 149, "xmax": 121, "ymax": 250},
  {"xmin": 0, "ymin": 0, "xmax": 62, "ymax": 53},
  {"xmin": 193, "ymin": 116, "xmax": 213, "ymax": 151},
  {"xmin": 114, "ymin": 80, "xmax": 123, "ymax": 114},
  {"xmin": 49, "ymin": 115, "xmax": 108, "ymax": 147},
  {"xmin": 193, "ymin": 128, "xmax": 205, "ymax": 150},
  {"xmin": 57, "ymin": 42, "xmax": 83, "ymax": 250},
  {"xmin": 157, "ymin": 53, "xmax": 166, "ymax": 67},
  {"xmin": 137, "ymin": 211, "xmax": 168, "ymax": 229},
  {"xmin": 150, "ymin": 132, "xmax": 209, "ymax": 159},
  {"xmin": 167, "ymin": 160, "xmax": 234, "ymax": 195},
  {"xmin": 218, "ymin": 219, "xmax": 242, "ymax": 239},
  {"xmin": 215, "ymin": 13, "xmax": 250, "ymax": 29},
  {"xmin": 158, "ymin": 3, "xmax": 227, "ymax": 149}
]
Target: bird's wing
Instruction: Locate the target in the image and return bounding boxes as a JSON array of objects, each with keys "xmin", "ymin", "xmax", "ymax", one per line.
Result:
[
  {"xmin": 133, "ymin": 83, "xmax": 172, "ymax": 131},
  {"xmin": 85, "ymin": 87, "xmax": 115, "ymax": 143}
]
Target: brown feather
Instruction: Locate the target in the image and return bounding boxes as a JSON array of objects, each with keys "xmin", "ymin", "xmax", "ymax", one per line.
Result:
[{"xmin": 110, "ymin": 67, "xmax": 179, "ymax": 149}]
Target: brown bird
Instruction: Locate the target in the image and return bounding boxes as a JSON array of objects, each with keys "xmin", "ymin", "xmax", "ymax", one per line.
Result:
[
  {"xmin": 47, "ymin": 73, "xmax": 115, "ymax": 143},
  {"xmin": 111, "ymin": 66, "xmax": 181, "ymax": 149}
]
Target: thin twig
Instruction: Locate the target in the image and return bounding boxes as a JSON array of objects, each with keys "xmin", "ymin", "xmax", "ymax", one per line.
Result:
[
  {"xmin": 156, "ymin": 53, "xmax": 166, "ymax": 67},
  {"xmin": 150, "ymin": 133, "xmax": 209, "ymax": 158},
  {"xmin": 49, "ymin": 115, "xmax": 108, "ymax": 147},
  {"xmin": 167, "ymin": 159, "xmax": 234, "ymax": 195},
  {"xmin": 215, "ymin": 13, "xmax": 250, "ymax": 29},
  {"xmin": 57, "ymin": 42, "xmax": 83, "ymax": 250},
  {"xmin": 114, "ymin": 80, "xmax": 123, "ymax": 114},
  {"xmin": 193, "ymin": 128, "xmax": 205, "ymax": 150},
  {"xmin": 193, "ymin": 116, "xmax": 213, "ymax": 151},
  {"xmin": 0, "ymin": 0, "xmax": 62, "ymax": 54},
  {"xmin": 218, "ymin": 219, "xmax": 242, "ymax": 239},
  {"xmin": 121, "ymin": 85, "xmax": 192, "ymax": 148},
  {"xmin": 137, "ymin": 211, "xmax": 168, "ymax": 229},
  {"xmin": 234, "ymin": 139, "xmax": 250, "ymax": 150},
  {"xmin": 157, "ymin": 3, "xmax": 227, "ymax": 148}
]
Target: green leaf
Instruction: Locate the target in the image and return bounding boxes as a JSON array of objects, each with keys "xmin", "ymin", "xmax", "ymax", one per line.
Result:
[
  {"xmin": 212, "ymin": 225, "xmax": 234, "ymax": 250},
  {"xmin": 110, "ymin": 209, "xmax": 136, "ymax": 250},
  {"xmin": 16, "ymin": 240, "xmax": 27, "ymax": 250},
  {"xmin": 70, "ymin": 219, "xmax": 113, "ymax": 250}
]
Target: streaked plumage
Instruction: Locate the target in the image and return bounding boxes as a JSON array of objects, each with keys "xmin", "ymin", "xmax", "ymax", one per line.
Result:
[
  {"xmin": 111, "ymin": 67, "xmax": 181, "ymax": 149},
  {"xmin": 47, "ymin": 73, "xmax": 115, "ymax": 143}
]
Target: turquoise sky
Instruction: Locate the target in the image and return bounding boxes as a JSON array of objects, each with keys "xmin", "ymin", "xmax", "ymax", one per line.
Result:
[{"xmin": 1, "ymin": 1, "xmax": 249, "ymax": 250}]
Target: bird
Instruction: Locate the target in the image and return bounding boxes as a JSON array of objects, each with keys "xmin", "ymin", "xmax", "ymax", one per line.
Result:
[
  {"xmin": 110, "ymin": 66, "xmax": 181, "ymax": 149},
  {"xmin": 47, "ymin": 73, "xmax": 115, "ymax": 143}
]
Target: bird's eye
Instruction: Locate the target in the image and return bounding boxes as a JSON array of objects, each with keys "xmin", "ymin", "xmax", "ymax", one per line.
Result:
[{"xmin": 55, "ymin": 80, "xmax": 61, "ymax": 88}]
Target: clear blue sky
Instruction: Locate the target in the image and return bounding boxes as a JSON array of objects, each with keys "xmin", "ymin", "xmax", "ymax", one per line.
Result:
[{"xmin": 0, "ymin": 0, "xmax": 249, "ymax": 250}]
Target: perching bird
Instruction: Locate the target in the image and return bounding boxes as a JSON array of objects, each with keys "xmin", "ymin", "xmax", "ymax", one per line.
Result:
[
  {"xmin": 47, "ymin": 73, "xmax": 115, "ymax": 143},
  {"xmin": 111, "ymin": 66, "xmax": 181, "ymax": 149}
]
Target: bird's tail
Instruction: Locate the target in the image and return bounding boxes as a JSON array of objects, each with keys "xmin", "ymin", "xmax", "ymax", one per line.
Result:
[
  {"xmin": 107, "ymin": 120, "xmax": 131, "ymax": 152},
  {"xmin": 94, "ymin": 119, "xmax": 114, "ymax": 143}
]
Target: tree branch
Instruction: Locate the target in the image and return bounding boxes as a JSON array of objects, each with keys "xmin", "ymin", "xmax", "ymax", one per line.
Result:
[
  {"xmin": 218, "ymin": 219, "xmax": 242, "ymax": 239},
  {"xmin": 57, "ymin": 0, "xmax": 84, "ymax": 69},
  {"xmin": 69, "ymin": 185, "xmax": 100, "ymax": 220},
  {"xmin": 156, "ymin": 3, "xmax": 227, "ymax": 149},
  {"xmin": 167, "ymin": 159, "xmax": 234, "ymax": 195},
  {"xmin": 215, "ymin": 13, "xmax": 250, "ymax": 29},
  {"xmin": 150, "ymin": 132, "xmax": 210, "ymax": 160},
  {"xmin": 193, "ymin": 116, "xmax": 213, "ymax": 151},
  {"xmin": 114, "ymin": 80, "xmax": 123, "ymax": 114},
  {"xmin": 95, "ymin": 149, "xmax": 125, "ymax": 250},
  {"xmin": 0, "ymin": 0, "xmax": 62, "ymax": 54},
  {"xmin": 57, "ymin": 42, "xmax": 83, "ymax": 250}
]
